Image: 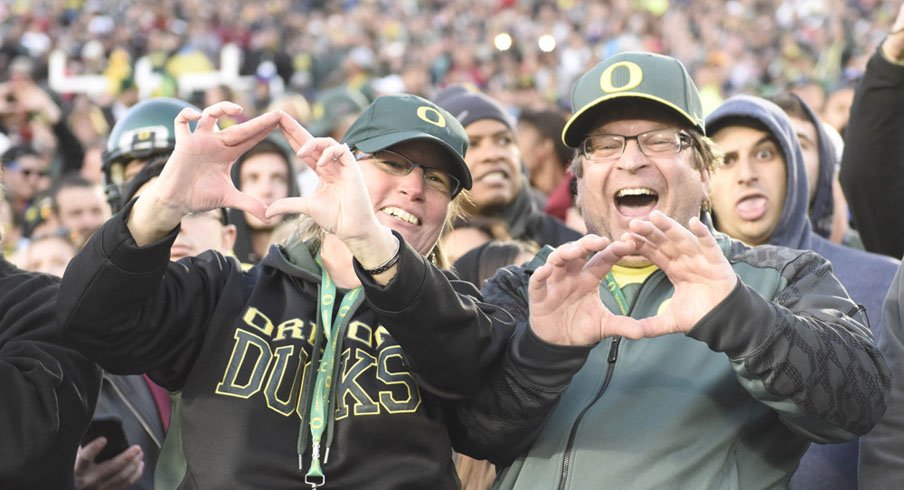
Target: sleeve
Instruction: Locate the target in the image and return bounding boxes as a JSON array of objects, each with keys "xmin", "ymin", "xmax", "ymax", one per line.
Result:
[
  {"xmin": 839, "ymin": 44, "xmax": 904, "ymax": 259},
  {"xmin": 57, "ymin": 200, "xmax": 239, "ymax": 387},
  {"xmin": 859, "ymin": 261, "xmax": 904, "ymax": 488},
  {"xmin": 355, "ymin": 231, "xmax": 517, "ymax": 399},
  {"xmin": 0, "ymin": 270, "xmax": 101, "ymax": 489},
  {"xmin": 446, "ymin": 264, "xmax": 593, "ymax": 466},
  {"xmin": 687, "ymin": 250, "xmax": 891, "ymax": 443}
]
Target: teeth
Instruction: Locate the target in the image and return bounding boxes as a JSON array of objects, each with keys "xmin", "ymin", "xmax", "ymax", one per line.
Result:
[
  {"xmin": 616, "ymin": 188, "xmax": 657, "ymax": 198},
  {"xmin": 381, "ymin": 207, "xmax": 420, "ymax": 225}
]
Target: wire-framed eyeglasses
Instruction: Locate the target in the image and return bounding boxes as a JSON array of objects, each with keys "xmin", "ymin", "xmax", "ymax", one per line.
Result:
[
  {"xmin": 353, "ymin": 149, "xmax": 462, "ymax": 197},
  {"xmin": 579, "ymin": 128, "xmax": 693, "ymax": 162}
]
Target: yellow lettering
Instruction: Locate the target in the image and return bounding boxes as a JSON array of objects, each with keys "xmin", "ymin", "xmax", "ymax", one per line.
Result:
[
  {"xmin": 243, "ymin": 307, "xmax": 274, "ymax": 336},
  {"xmin": 417, "ymin": 106, "xmax": 446, "ymax": 127}
]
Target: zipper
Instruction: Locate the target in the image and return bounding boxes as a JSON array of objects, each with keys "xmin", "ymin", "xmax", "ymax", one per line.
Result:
[
  {"xmin": 555, "ymin": 269, "xmax": 666, "ymax": 490},
  {"xmin": 556, "ymin": 337, "xmax": 620, "ymax": 490},
  {"xmin": 106, "ymin": 375, "xmax": 163, "ymax": 448}
]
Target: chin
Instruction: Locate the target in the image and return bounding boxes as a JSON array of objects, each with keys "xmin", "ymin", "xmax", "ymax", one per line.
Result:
[{"xmin": 618, "ymin": 255, "xmax": 654, "ymax": 268}]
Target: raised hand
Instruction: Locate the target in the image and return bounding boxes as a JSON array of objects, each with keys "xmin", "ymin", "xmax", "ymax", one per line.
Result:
[
  {"xmin": 882, "ymin": 1, "xmax": 904, "ymax": 62},
  {"xmin": 266, "ymin": 116, "xmax": 390, "ymax": 249},
  {"xmin": 128, "ymin": 103, "xmax": 282, "ymax": 245},
  {"xmin": 622, "ymin": 211, "xmax": 738, "ymax": 337},
  {"xmin": 528, "ymin": 235, "xmax": 640, "ymax": 346}
]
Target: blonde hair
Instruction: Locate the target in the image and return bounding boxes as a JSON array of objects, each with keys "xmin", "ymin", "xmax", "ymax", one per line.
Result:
[{"xmin": 285, "ymin": 189, "xmax": 471, "ymax": 270}]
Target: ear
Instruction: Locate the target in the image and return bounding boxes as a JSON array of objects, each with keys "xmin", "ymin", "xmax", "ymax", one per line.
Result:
[
  {"xmin": 699, "ymin": 167, "xmax": 712, "ymax": 205},
  {"xmin": 221, "ymin": 224, "xmax": 238, "ymax": 254}
]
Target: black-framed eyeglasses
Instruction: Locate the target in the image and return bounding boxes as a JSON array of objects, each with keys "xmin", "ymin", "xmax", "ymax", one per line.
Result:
[
  {"xmin": 353, "ymin": 149, "xmax": 462, "ymax": 197},
  {"xmin": 579, "ymin": 128, "xmax": 693, "ymax": 162}
]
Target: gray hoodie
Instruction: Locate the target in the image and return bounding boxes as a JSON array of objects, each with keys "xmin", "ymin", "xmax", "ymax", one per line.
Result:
[{"xmin": 707, "ymin": 95, "xmax": 899, "ymax": 490}]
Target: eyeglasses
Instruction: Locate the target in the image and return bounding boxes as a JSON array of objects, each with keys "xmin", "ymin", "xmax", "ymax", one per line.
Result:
[
  {"xmin": 353, "ymin": 149, "xmax": 462, "ymax": 197},
  {"xmin": 579, "ymin": 129, "xmax": 692, "ymax": 162}
]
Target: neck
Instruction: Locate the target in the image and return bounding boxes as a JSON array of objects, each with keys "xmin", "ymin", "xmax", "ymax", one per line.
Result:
[{"xmin": 320, "ymin": 234, "xmax": 361, "ymax": 289}]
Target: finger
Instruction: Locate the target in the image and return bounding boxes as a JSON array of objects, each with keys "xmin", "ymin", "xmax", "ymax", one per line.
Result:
[
  {"xmin": 585, "ymin": 238, "xmax": 635, "ymax": 276},
  {"xmin": 174, "ymin": 107, "xmax": 202, "ymax": 140},
  {"xmin": 218, "ymin": 111, "xmax": 281, "ymax": 151},
  {"xmin": 224, "ymin": 190, "xmax": 269, "ymax": 223},
  {"xmin": 527, "ymin": 264, "xmax": 551, "ymax": 303},
  {"xmin": 126, "ymin": 461, "xmax": 145, "ymax": 485},
  {"xmin": 277, "ymin": 111, "xmax": 314, "ymax": 153},
  {"xmin": 196, "ymin": 101, "xmax": 244, "ymax": 132},
  {"xmin": 113, "ymin": 456, "xmax": 144, "ymax": 487},
  {"xmin": 75, "ymin": 437, "xmax": 107, "ymax": 470},
  {"xmin": 266, "ymin": 196, "xmax": 312, "ymax": 219},
  {"xmin": 91, "ymin": 445, "xmax": 142, "ymax": 482}
]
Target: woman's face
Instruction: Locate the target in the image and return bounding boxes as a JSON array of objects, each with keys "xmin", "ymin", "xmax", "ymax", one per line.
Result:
[{"xmin": 358, "ymin": 139, "xmax": 456, "ymax": 256}]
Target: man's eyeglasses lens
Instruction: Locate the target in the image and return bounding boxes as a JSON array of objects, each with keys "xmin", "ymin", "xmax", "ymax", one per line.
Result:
[
  {"xmin": 580, "ymin": 129, "xmax": 691, "ymax": 161},
  {"xmin": 354, "ymin": 149, "xmax": 460, "ymax": 196}
]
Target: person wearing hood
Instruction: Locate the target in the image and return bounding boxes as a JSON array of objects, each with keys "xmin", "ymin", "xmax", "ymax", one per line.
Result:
[
  {"xmin": 705, "ymin": 94, "xmax": 900, "ymax": 490},
  {"xmin": 229, "ymin": 137, "xmax": 300, "ymax": 264},
  {"xmin": 769, "ymin": 93, "xmax": 845, "ymax": 243},
  {"xmin": 436, "ymin": 86, "xmax": 581, "ymax": 250},
  {"xmin": 57, "ymin": 95, "xmax": 590, "ymax": 488}
]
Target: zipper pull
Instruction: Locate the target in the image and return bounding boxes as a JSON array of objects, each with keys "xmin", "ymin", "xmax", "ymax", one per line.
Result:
[{"xmin": 607, "ymin": 337, "xmax": 621, "ymax": 363}]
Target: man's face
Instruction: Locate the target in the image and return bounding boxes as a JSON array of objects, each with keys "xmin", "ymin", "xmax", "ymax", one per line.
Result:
[
  {"xmin": 24, "ymin": 236, "xmax": 76, "ymax": 277},
  {"xmin": 239, "ymin": 153, "xmax": 290, "ymax": 229},
  {"xmin": 4, "ymin": 154, "xmax": 50, "ymax": 202},
  {"xmin": 709, "ymin": 125, "xmax": 787, "ymax": 246},
  {"xmin": 577, "ymin": 108, "xmax": 709, "ymax": 267},
  {"xmin": 55, "ymin": 185, "xmax": 112, "ymax": 243},
  {"xmin": 171, "ymin": 210, "xmax": 236, "ymax": 261},
  {"xmin": 463, "ymin": 119, "xmax": 522, "ymax": 213},
  {"xmin": 787, "ymin": 115, "xmax": 819, "ymax": 204}
]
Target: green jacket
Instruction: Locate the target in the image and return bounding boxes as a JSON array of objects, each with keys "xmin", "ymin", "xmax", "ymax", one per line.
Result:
[{"xmin": 484, "ymin": 233, "xmax": 890, "ymax": 490}]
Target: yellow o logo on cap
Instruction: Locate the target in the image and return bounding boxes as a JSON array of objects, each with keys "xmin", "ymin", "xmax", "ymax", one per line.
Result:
[
  {"xmin": 417, "ymin": 106, "xmax": 446, "ymax": 127},
  {"xmin": 599, "ymin": 61, "xmax": 644, "ymax": 93}
]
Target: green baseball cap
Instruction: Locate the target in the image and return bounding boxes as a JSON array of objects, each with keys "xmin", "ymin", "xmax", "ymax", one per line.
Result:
[
  {"xmin": 562, "ymin": 51, "xmax": 706, "ymax": 147},
  {"xmin": 342, "ymin": 93, "xmax": 472, "ymax": 191}
]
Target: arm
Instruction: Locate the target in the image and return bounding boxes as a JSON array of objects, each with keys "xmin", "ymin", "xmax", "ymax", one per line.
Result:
[
  {"xmin": 354, "ymin": 233, "xmax": 518, "ymax": 398},
  {"xmin": 859, "ymin": 262, "xmax": 904, "ymax": 487},
  {"xmin": 689, "ymin": 248, "xmax": 890, "ymax": 442},
  {"xmin": 839, "ymin": 5, "xmax": 904, "ymax": 258},
  {"xmin": 447, "ymin": 263, "xmax": 594, "ymax": 465},
  {"xmin": 0, "ymin": 267, "xmax": 101, "ymax": 489},
  {"xmin": 59, "ymin": 103, "xmax": 283, "ymax": 382},
  {"xmin": 57, "ymin": 201, "xmax": 237, "ymax": 383}
]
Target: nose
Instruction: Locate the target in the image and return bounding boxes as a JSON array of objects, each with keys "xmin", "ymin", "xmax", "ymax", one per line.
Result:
[
  {"xmin": 397, "ymin": 167, "xmax": 427, "ymax": 200},
  {"xmin": 736, "ymin": 157, "xmax": 758, "ymax": 184},
  {"xmin": 615, "ymin": 139, "xmax": 649, "ymax": 172}
]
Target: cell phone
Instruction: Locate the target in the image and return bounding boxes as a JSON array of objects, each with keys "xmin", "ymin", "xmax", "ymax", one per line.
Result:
[{"xmin": 81, "ymin": 416, "xmax": 130, "ymax": 463}]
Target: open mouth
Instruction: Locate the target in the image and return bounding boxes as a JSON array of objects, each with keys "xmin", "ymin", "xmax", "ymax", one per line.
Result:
[
  {"xmin": 380, "ymin": 206, "xmax": 420, "ymax": 225},
  {"xmin": 477, "ymin": 169, "xmax": 509, "ymax": 185},
  {"xmin": 736, "ymin": 195, "xmax": 767, "ymax": 221},
  {"xmin": 615, "ymin": 188, "xmax": 659, "ymax": 217}
]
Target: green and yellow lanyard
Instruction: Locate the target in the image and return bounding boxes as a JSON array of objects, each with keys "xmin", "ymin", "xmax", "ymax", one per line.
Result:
[
  {"xmin": 604, "ymin": 271, "xmax": 630, "ymax": 316},
  {"xmin": 304, "ymin": 263, "xmax": 363, "ymax": 488}
]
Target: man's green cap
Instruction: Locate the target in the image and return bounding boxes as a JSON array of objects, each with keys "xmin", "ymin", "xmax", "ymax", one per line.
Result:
[
  {"xmin": 342, "ymin": 94, "xmax": 472, "ymax": 191},
  {"xmin": 562, "ymin": 52, "xmax": 706, "ymax": 147}
]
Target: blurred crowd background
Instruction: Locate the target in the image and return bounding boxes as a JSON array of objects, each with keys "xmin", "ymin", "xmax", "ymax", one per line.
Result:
[{"xmin": 0, "ymin": 0, "xmax": 899, "ymax": 262}]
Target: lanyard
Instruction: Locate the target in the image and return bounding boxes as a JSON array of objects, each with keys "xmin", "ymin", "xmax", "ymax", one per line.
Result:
[
  {"xmin": 305, "ymin": 263, "xmax": 362, "ymax": 487},
  {"xmin": 603, "ymin": 272, "xmax": 630, "ymax": 315}
]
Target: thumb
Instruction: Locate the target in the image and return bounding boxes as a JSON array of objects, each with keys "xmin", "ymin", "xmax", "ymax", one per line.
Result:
[
  {"xmin": 266, "ymin": 197, "xmax": 312, "ymax": 220},
  {"xmin": 223, "ymin": 190, "xmax": 268, "ymax": 223}
]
